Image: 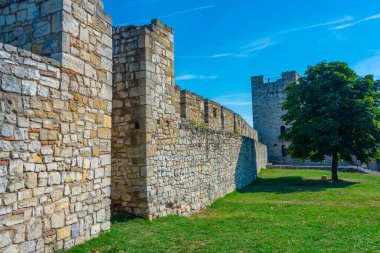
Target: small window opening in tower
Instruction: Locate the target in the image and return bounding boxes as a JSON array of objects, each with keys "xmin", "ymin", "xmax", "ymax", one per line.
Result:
[
  {"xmin": 281, "ymin": 145, "xmax": 287, "ymax": 157},
  {"xmin": 213, "ymin": 108, "xmax": 217, "ymax": 118},
  {"xmin": 134, "ymin": 121, "xmax": 140, "ymax": 130}
]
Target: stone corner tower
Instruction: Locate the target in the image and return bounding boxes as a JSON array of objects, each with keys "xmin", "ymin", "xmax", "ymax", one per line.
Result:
[
  {"xmin": 111, "ymin": 19, "xmax": 177, "ymax": 217},
  {"xmin": 251, "ymin": 71, "xmax": 300, "ymax": 164}
]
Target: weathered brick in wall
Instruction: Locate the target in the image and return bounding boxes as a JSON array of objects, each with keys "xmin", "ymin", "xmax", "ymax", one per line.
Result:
[
  {"xmin": 204, "ymin": 99, "xmax": 222, "ymax": 130},
  {"xmin": 0, "ymin": 0, "xmax": 112, "ymax": 251},
  {"xmin": 180, "ymin": 90, "xmax": 204, "ymax": 123}
]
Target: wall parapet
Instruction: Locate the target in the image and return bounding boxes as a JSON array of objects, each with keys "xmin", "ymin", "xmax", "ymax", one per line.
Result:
[{"xmin": 178, "ymin": 92, "xmax": 257, "ymax": 139}]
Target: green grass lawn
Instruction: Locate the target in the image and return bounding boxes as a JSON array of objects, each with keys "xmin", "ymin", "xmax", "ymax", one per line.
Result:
[{"xmin": 67, "ymin": 169, "xmax": 380, "ymax": 253}]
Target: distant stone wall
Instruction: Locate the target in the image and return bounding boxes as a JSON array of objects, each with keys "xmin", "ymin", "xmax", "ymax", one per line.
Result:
[{"xmin": 111, "ymin": 20, "xmax": 268, "ymax": 219}]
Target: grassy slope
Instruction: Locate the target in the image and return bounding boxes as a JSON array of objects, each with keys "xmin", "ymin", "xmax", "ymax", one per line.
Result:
[{"xmin": 67, "ymin": 170, "xmax": 380, "ymax": 253}]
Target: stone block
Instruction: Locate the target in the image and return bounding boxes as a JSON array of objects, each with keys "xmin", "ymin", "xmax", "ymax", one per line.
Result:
[
  {"xmin": 48, "ymin": 172, "xmax": 61, "ymax": 185},
  {"xmin": 25, "ymin": 172, "xmax": 38, "ymax": 188},
  {"xmin": 20, "ymin": 241, "xmax": 35, "ymax": 253},
  {"xmin": 59, "ymin": 53, "xmax": 84, "ymax": 74},
  {"xmin": 40, "ymin": 76, "xmax": 60, "ymax": 89},
  {"xmin": 98, "ymin": 128, "xmax": 111, "ymax": 139},
  {"xmin": 27, "ymin": 218, "xmax": 42, "ymax": 240},
  {"xmin": 0, "ymin": 232, "xmax": 12, "ymax": 249},
  {"xmin": 4, "ymin": 245, "xmax": 19, "ymax": 253},
  {"xmin": 71, "ymin": 224, "xmax": 80, "ymax": 238},
  {"xmin": 22, "ymin": 80, "xmax": 37, "ymax": 96},
  {"xmin": 52, "ymin": 212, "xmax": 65, "ymax": 228},
  {"xmin": 9, "ymin": 160, "xmax": 23, "ymax": 176},
  {"xmin": 103, "ymin": 115, "xmax": 112, "ymax": 128},
  {"xmin": 28, "ymin": 153, "xmax": 43, "ymax": 164},
  {"xmin": 0, "ymin": 141, "xmax": 13, "ymax": 152},
  {"xmin": 1, "ymin": 124, "xmax": 14, "ymax": 138},
  {"xmin": 90, "ymin": 224, "xmax": 100, "ymax": 236},
  {"xmin": 57, "ymin": 226, "xmax": 71, "ymax": 240},
  {"xmin": 17, "ymin": 118, "xmax": 30, "ymax": 128},
  {"xmin": 1, "ymin": 74, "xmax": 21, "ymax": 93},
  {"xmin": 0, "ymin": 177, "xmax": 7, "ymax": 194}
]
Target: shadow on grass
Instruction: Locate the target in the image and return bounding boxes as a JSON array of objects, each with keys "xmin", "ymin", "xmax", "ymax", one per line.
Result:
[
  {"xmin": 111, "ymin": 212, "xmax": 140, "ymax": 223},
  {"xmin": 238, "ymin": 176, "xmax": 358, "ymax": 194}
]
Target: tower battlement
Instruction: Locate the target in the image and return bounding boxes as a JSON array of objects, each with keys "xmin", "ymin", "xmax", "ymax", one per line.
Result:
[{"xmin": 251, "ymin": 71, "xmax": 300, "ymax": 87}]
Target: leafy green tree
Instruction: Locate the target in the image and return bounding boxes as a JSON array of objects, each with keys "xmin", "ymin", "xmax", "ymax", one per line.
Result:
[{"xmin": 282, "ymin": 61, "xmax": 380, "ymax": 181}]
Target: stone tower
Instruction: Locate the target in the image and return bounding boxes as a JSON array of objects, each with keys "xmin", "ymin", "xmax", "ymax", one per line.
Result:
[
  {"xmin": 0, "ymin": 0, "xmax": 113, "ymax": 251},
  {"xmin": 111, "ymin": 19, "xmax": 177, "ymax": 217},
  {"xmin": 251, "ymin": 71, "xmax": 300, "ymax": 164}
]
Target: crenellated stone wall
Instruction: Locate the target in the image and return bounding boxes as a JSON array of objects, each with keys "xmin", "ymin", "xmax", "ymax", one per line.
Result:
[
  {"xmin": 111, "ymin": 20, "xmax": 267, "ymax": 219},
  {"xmin": 0, "ymin": 0, "xmax": 113, "ymax": 251}
]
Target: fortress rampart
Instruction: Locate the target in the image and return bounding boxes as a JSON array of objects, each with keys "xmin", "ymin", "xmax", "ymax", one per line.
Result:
[
  {"xmin": 111, "ymin": 20, "xmax": 267, "ymax": 218},
  {"xmin": 0, "ymin": 1, "xmax": 267, "ymax": 251}
]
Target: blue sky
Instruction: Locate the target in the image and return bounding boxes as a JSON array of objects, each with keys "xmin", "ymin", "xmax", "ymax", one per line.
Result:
[{"xmin": 103, "ymin": 0, "xmax": 380, "ymax": 125}]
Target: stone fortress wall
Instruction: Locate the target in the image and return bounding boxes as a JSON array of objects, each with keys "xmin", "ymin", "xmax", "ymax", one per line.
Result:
[
  {"xmin": 0, "ymin": 1, "xmax": 267, "ymax": 251},
  {"xmin": 111, "ymin": 20, "xmax": 267, "ymax": 219}
]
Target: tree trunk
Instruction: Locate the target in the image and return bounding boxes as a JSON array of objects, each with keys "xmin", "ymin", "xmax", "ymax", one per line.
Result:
[{"xmin": 331, "ymin": 151, "xmax": 339, "ymax": 181}]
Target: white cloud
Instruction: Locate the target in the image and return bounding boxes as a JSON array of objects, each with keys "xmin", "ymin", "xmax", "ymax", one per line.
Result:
[
  {"xmin": 282, "ymin": 16, "xmax": 353, "ymax": 34},
  {"xmin": 328, "ymin": 13, "xmax": 380, "ymax": 30},
  {"xmin": 354, "ymin": 53, "xmax": 380, "ymax": 79},
  {"xmin": 175, "ymin": 74, "xmax": 218, "ymax": 81},
  {"xmin": 242, "ymin": 38, "xmax": 279, "ymax": 53},
  {"xmin": 206, "ymin": 53, "xmax": 252, "ymax": 59},
  {"xmin": 208, "ymin": 53, "xmax": 233, "ymax": 58},
  {"xmin": 159, "ymin": 5, "xmax": 216, "ymax": 19}
]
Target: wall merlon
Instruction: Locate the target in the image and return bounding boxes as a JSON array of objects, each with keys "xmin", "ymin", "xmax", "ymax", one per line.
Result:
[
  {"xmin": 204, "ymin": 99, "xmax": 222, "ymax": 130},
  {"xmin": 221, "ymin": 106, "xmax": 234, "ymax": 133},
  {"xmin": 281, "ymin": 71, "xmax": 300, "ymax": 82},
  {"xmin": 180, "ymin": 90, "xmax": 204, "ymax": 123}
]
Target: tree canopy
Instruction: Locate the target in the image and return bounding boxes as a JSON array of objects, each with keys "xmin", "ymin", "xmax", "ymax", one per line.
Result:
[{"xmin": 282, "ymin": 61, "xmax": 380, "ymax": 181}]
